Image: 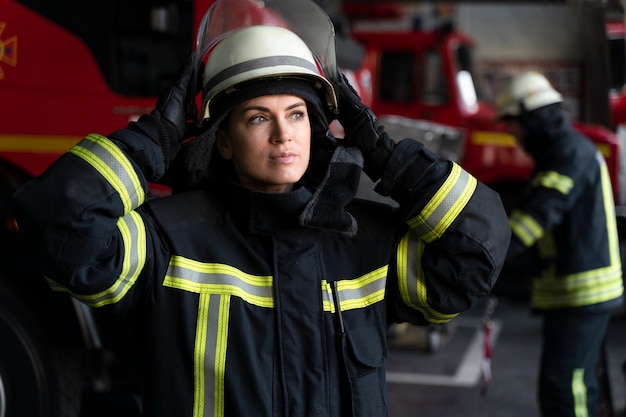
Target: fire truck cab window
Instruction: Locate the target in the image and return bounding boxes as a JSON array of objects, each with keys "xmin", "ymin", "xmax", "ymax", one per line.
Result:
[
  {"xmin": 16, "ymin": 0, "xmax": 193, "ymax": 96},
  {"xmin": 379, "ymin": 51, "xmax": 415, "ymax": 103},
  {"xmin": 454, "ymin": 43, "xmax": 478, "ymax": 109},
  {"xmin": 422, "ymin": 49, "xmax": 447, "ymax": 105},
  {"xmin": 609, "ymin": 35, "xmax": 626, "ymax": 90}
]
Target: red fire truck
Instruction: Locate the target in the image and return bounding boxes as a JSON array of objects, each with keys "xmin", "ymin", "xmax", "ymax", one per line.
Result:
[{"xmin": 347, "ymin": 14, "xmax": 624, "ymax": 211}]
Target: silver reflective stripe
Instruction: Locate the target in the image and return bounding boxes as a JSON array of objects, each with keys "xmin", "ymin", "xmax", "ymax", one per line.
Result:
[
  {"xmin": 46, "ymin": 211, "xmax": 147, "ymax": 307},
  {"xmin": 531, "ymin": 153, "xmax": 624, "ymax": 309},
  {"xmin": 203, "ymin": 55, "xmax": 319, "ymax": 95},
  {"xmin": 397, "ymin": 233, "xmax": 458, "ymax": 323},
  {"xmin": 400, "ymin": 163, "xmax": 472, "ymax": 322},
  {"xmin": 70, "ymin": 133, "xmax": 145, "ymax": 213},
  {"xmin": 408, "ymin": 163, "xmax": 476, "ymax": 242},
  {"xmin": 166, "ymin": 256, "xmax": 387, "ymax": 415},
  {"xmin": 510, "ymin": 210, "xmax": 544, "ymax": 247},
  {"xmin": 321, "ymin": 266, "xmax": 388, "ymax": 312},
  {"xmin": 531, "ymin": 170, "xmax": 574, "ymax": 195},
  {"xmin": 532, "ymin": 264, "xmax": 623, "ymax": 308},
  {"xmin": 164, "ymin": 257, "xmax": 274, "ymax": 308},
  {"xmin": 193, "ymin": 293, "xmax": 230, "ymax": 417}
]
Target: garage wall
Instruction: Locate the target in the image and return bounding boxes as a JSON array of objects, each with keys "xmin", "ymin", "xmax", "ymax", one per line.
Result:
[{"xmin": 456, "ymin": 3, "xmax": 611, "ymax": 126}]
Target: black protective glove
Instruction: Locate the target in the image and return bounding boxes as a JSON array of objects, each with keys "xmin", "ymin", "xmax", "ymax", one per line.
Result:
[
  {"xmin": 154, "ymin": 52, "xmax": 199, "ymax": 141},
  {"xmin": 332, "ymin": 71, "xmax": 395, "ymax": 181},
  {"xmin": 111, "ymin": 52, "xmax": 200, "ymax": 178},
  {"xmin": 333, "ymin": 72, "xmax": 444, "ymax": 204}
]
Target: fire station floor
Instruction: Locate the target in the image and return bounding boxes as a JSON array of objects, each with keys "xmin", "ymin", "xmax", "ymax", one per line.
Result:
[{"xmin": 385, "ymin": 296, "xmax": 626, "ymax": 417}]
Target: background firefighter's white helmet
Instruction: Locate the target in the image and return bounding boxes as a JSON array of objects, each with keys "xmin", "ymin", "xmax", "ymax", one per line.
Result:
[
  {"xmin": 495, "ymin": 71, "xmax": 563, "ymax": 119},
  {"xmin": 201, "ymin": 25, "xmax": 338, "ymax": 119}
]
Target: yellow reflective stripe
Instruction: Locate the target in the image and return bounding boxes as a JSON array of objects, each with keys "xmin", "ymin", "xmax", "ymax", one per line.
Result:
[
  {"xmin": 396, "ymin": 233, "xmax": 458, "ymax": 323},
  {"xmin": 407, "ymin": 163, "xmax": 477, "ymax": 242},
  {"xmin": 194, "ymin": 293, "xmax": 209, "ymax": 417},
  {"xmin": 572, "ymin": 369, "xmax": 588, "ymax": 417},
  {"xmin": 532, "ymin": 154, "xmax": 623, "ymax": 309},
  {"xmin": 321, "ymin": 265, "xmax": 388, "ymax": 312},
  {"xmin": 596, "ymin": 143, "xmax": 611, "ymax": 158},
  {"xmin": 597, "ymin": 152, "xmax": 623, "ymax": 302},
  {"xmin": 532, "ymin": 264, "xmax": 623, "ymax": 309},
  {"xmin": 509, "ymin": 209, "xmax": 544, "ymax": 247},
  {"xmin": 531, "ymin": 170, "xmax": 574, "ymax": 195},
  {"xmin": 598, "ymin": 154, "xmax": 622, "ymax": 272},
  {"xmin": 322, "ymin": 282, "xmax": 335, "ymax": 313},
  {"xmin": 214, "ymin": 296, "xmax": 229, "ymax": 417},
  {"xmin": 194, "ymin": 293, "xmax": 230, "ymax": 417},
  {"xmin": 69, "ymin": 134, "xmax": 145, "ymax": 213},
  {"xmin": 536, "ymin": 232, "xmax": 558, "ymax": 259},
  {"xmin": 164, "ymin": 256, "xmax": 274, "ymax": 308},
  {"xmin": 46, "ymin": 211, "xmax": 146, "ymax": 306},
  {"xmin": 173, "ymin": 260, "xmax": 386, "ymax": 416}
]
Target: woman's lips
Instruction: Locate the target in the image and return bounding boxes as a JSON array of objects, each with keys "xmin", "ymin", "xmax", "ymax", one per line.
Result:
[{"xmin": 270, "ymin": 151, "xmax": 297, "ymax": 163}]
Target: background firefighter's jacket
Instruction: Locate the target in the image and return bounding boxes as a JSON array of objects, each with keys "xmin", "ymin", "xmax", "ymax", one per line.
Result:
[
  {"xmin": 506, "ymin": 104, "xmax": 624, "ymax": 311},
  {"xmin": 12, "ymin": 126, "xmax": 510, "ymax": 416}
]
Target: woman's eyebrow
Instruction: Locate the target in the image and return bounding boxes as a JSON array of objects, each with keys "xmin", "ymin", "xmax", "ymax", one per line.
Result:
[{"xmin": 239, "ymin": 100, "xmax": 306, "ymax": 113}]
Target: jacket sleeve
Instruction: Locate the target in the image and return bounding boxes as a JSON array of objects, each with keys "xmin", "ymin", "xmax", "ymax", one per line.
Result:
[
  {"xmin": 381, "ymin": 139, "xmax": 512, "ymax": 325},
  {"xmin": 506, "ymin": 135, "xmax": 597, "ymax": 261},
  {"xmin": 11, "ymin": 131, "xmax": 170, "ymax": 316}
]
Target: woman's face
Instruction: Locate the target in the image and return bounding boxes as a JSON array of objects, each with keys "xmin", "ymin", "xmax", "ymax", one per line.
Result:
[{"xmin": 216, "ymin": 94, "xmax": 312, "ymax": 193}]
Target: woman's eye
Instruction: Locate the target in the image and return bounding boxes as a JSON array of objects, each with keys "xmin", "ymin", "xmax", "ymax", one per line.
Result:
[
  {"xmin": 291, "ymin": 110, "xmax": 306, "ymax": 120},
  {"xmin": 249, "ymin": 115, "xmax": 267, "ymax": 124}
]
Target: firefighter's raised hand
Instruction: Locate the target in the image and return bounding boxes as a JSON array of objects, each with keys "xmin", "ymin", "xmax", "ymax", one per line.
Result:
[
  {"xmin": 332, "ymin": 72, "xmax": 395, "ymax": 181},
  {"xmin": 153, "ymin": 51, "xmax": 199, "ymax": 144},
  {"xmin": 108, "ymin": 52, "xmax": 201, "ymax": 181}
]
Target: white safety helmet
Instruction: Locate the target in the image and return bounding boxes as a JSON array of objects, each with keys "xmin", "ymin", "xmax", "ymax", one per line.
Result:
[
  {"xmin": 495, "ymin": 71, "xmax": 563, "ymax": 119},
  {"xmin": 201, "ymin": 25, "xmax": 338, "ymax": 119}
]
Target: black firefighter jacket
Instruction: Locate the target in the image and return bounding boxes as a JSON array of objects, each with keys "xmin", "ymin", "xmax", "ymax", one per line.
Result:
[
  {"xmin": 12, "ymin": 131, "xmax": 511, "ymax": 417},
  {"xmin": 506, "ymin": 108, "xmax": 623, "ymax": 312}
]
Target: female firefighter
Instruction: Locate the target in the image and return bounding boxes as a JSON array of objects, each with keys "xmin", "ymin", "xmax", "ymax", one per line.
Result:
[{"xmin": 12, "ymin": 2, "xmax": 511, "ymax": 415}]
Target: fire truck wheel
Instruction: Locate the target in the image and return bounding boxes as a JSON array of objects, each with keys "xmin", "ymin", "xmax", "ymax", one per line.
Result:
[{"xmin": 0, "ymin": 285, "xmax": 82, "ymax": 417}]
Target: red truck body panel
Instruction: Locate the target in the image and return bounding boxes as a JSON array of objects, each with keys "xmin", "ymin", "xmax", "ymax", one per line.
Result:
[{"xmin": 0, "ymin": 1, "xmax": 156, "ymax": 177}]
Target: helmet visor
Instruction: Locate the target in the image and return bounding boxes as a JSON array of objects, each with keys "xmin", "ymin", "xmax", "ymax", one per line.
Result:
[{"xmin": 195, "ymin": 0, "xmax": 338, "ymax": 82}]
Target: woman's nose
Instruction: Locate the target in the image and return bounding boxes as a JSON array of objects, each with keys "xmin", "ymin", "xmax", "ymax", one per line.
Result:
[{"xmin": 271, "ymin": 119, "xmax": 292, "ymax": 143}]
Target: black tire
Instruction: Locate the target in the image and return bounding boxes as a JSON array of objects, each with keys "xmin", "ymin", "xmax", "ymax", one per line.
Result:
[{"xmin": 0, "ymin": 286, "xmax": 82, "ymax": 417}]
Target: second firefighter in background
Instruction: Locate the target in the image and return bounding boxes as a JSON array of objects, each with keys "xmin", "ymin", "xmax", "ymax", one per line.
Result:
[{"xmin": 496, "ymin": 70, "xmax": 624, "ymax": 417}]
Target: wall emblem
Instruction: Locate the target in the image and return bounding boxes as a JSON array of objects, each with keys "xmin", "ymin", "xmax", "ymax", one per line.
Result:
[{"xmin": 0, "ymin": 23, "xmax": 18, "ymax": 80}]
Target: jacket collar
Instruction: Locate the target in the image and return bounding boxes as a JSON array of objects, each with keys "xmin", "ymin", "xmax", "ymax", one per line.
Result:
[{"xmin": 224, "ymin": 181, "xmax": 312, "ymax": 234}]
